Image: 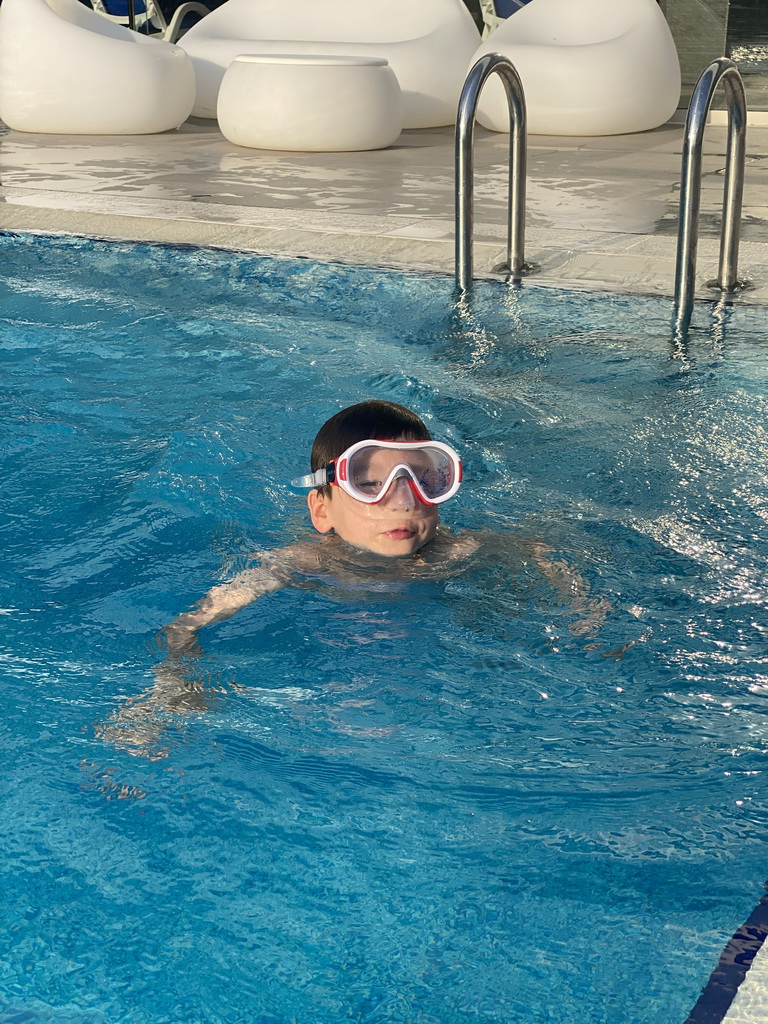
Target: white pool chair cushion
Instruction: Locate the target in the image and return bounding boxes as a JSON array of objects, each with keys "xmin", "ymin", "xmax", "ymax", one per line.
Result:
[
  {"xmin": 178, "ymin": 0, "xmax": 481, "ymax": 128},
  {"xmin": 0, "ymin": 0, "xmax": 196, "ymax": 135},
  {"xmin": 472, "ymin": 0, "xmax": 681, "ymax": 136}
]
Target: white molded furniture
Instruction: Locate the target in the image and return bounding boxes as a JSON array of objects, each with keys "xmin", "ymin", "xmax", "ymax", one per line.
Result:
[
  {"xmin": 178, "ymin": 0, "xmax": 481, "ymax": 128},
  {"xmin": 472, "ymin": 0, "xmax": 681, "ymax": 136},
  {"xmin": 218, "ymin": 55, "xmax": 403, "ymax": 152},
  {"xmin": 0, "ymin": 0, "xmax": 196, "ymax": 135}
]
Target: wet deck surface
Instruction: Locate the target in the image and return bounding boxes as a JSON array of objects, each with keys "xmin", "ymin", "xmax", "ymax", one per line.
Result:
[{"xmin": 1, "ymin": 116, "xmax": 767, "ymax": 304}]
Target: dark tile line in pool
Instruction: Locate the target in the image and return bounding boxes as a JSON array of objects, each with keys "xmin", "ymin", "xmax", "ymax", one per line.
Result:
[{"xmin": 683, "ymin": 885, "xmax": 768, "ymax": 1024}]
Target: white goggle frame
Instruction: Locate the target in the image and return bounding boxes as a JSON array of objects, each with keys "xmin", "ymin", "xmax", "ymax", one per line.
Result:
[{"xmin": 292, "ymin": 439, "xmax": 463, "ymax": 505}]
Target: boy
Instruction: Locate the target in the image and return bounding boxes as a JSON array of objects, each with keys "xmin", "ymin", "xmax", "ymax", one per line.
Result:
[
  {"xmin": 97, "ymin": 400, "xmax": 608, "ymax": 755},
  {"xmin": 162, "ymin": 400, "xmax": 480, "ymax": 658}
]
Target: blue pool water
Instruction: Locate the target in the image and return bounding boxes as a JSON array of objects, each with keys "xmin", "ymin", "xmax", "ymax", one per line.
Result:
[{"xmin": 2, "ymin": 232, "xmax": 768, "ymax": 1024}]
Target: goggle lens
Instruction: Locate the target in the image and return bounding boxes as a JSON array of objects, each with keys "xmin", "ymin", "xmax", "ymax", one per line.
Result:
[{"xmin": 342, "ymin": 442, "xmax": 461, "ymax": 504}]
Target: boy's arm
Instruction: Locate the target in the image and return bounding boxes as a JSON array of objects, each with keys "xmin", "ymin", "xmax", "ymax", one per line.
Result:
[
  {"xmin": 162, "ymin": 540, "xmax": 316, "ymax": 657},
  {"xmin": 163, "ymin": 561, "xmax": 285, "ymax": 656},
  {"xmin": 95, "ymin": 548, "xmax": 302, "ymax": 758}
]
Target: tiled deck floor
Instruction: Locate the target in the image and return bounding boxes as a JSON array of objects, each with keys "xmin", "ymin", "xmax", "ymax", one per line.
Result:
[{"xmin": 1, "ymin": 116, "xmax": 768, "ymax": 305}]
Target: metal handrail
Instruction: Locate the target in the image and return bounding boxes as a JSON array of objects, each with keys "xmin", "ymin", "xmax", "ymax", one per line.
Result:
[
  {"xmin": 674, "ymin": 58, "xmax": 747, "ymax": 328},
  {"xmin": 455, "ymin": 53, "xmax": 528, "ymax": 291}
]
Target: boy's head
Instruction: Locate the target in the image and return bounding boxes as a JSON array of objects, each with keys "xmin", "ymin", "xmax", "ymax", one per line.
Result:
[{"xmin": 304, "ymin": 401, "xmax": 452, "ymax": 557}]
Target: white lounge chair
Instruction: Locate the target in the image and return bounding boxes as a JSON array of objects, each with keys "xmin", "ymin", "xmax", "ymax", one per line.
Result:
[
  {"xmin": 89, "ymin": 0, "xmax": 210, "ymax": 44},
  {"xmin": 472, "ymin": 0, "xmax": 681, "ymax": 136},
  {"xmin": 178, "ymin": 0, "xmax": 481, "ymax": 128},
  {"xmin": 0, "ymin": 0, "xmax": 196, "ymax": 134}
]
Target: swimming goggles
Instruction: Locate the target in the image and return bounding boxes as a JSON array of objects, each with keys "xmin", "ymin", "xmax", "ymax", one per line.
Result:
[{"xmin": 291, "ymin": 439, "xmax": 463, "ymax": 505}]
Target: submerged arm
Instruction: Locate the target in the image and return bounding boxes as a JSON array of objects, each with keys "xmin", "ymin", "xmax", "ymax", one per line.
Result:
[
  {"xmin": 527, "ymin": 539, "xmax": 610, "ymax": 637},
  {"xmin": 163, "ymin": 562, "xmax": 286, "ymax": 656},
  {"xmin": 96, "ymin": 550, "xmax": 298, "ymax": 757}
]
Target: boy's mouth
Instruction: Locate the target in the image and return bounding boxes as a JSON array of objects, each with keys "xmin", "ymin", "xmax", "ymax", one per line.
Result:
[{"xmin": 381, "ymin": 526, "xmax": 417, "ymax": 540}]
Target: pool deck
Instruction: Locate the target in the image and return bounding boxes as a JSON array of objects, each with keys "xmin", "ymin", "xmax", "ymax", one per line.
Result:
[{"xmin": 1, "ymin": 115, "xmax": 768, "ymax": 306}]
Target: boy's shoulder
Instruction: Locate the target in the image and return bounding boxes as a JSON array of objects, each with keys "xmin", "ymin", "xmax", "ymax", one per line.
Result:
[
  {"xmin": 428, "ymin": 525, "xmax": 483, "ymax": 561},
  {"xmin": 258, "ymin": 541, "xmax": 325, "ymax": 577},
  {"xmin": 249, "ymin": 529, "xmax": 482, "ymax": 579},
  {"xmin": 253, "ymin": 527, "xmax": 535, "ymax": 572}
]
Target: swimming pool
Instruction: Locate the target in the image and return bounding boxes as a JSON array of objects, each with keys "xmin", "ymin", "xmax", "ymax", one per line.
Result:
[{"xmin": 2, "ymin": 231, "xmax": 767, "ymax": 1024}]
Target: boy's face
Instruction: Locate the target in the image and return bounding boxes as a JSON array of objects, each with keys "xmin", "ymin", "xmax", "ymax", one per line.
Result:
[{"xmin": 307, "ymin": 444, "xmax": 440, "ymax": 557}]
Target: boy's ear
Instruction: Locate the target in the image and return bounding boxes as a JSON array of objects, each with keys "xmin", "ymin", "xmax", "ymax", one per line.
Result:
[{"xmin": 307, "ymin": 489, "xmax": 333, "ymax": 534}]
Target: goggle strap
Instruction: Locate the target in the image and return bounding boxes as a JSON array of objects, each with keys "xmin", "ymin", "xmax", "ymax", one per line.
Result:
[
  {"xmin": 290, "ymin": 462, "xmax": 337, "ymax": 490},
  {"xmin": 290, "ymin": 468, "xmax": 327, "ymax": 489}
]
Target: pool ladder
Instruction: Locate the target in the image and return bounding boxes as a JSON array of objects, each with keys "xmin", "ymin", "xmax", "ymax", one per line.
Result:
[
  {"xmin": 455, "ymin": 53, "xmax": 529, "ymax": 292},
  {"xmin": 674, "ymin": 57, "xmax": 748, "ymax": 329},
  {"xmin": 455, "ymin": 54, "xmax": 748, "ymax": 328}
]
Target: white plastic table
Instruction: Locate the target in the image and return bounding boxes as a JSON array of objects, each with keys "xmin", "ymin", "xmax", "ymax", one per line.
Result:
[{"xmin": 217, "ymin": 53, "xmax": 404, "ymax": 152}]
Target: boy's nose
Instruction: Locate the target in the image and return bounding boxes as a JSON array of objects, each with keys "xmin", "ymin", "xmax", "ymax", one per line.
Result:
[{"xmin": 382, "ymin": 474, "xmax": 416, "ymax": 509}]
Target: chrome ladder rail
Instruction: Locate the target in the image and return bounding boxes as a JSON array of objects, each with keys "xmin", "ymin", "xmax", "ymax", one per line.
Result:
[
  {"xmin": 455, "ymin": 53, "xmax": 528, "ymax": 291},
  {"xmin": 674, "ymin": 57, "xmax": 747, "ymax": 329}
]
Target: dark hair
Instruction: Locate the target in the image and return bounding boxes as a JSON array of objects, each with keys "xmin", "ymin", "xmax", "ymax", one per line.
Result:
[{"xmin": 310, "ymin": 400, "xmax": 432, "ymax": 496}]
